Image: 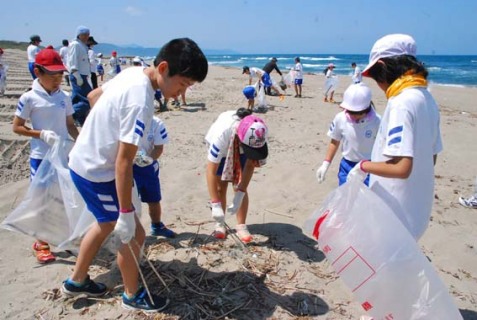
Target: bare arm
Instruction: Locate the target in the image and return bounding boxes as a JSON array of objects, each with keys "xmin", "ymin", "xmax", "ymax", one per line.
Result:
[
  {"xmin": 12, "ymin": 116, "xmax": 41, "ymax": 139},
  {"xmin": 150, "ymin": 145, "xmax": 164, "ymax": 160},
  {"xmin": 206, "ymin": 161, "xmax": 221, "ymax": 201},
  {"xmin": 87, "ymin": 87, "xmax": 103, "ymax": 107},
  {"xmin": 362, "ymin": 156, "xmax": 413, "ymax": 179},
  {"xmin": 66, "ymin": 115, "xmax": 79, "ymax": 140},
  {"xmin": 324, "ymin": 139, "xmax": 340, "ymax": 163},
  {"xmin": 115, "ymin": 142, "xmax": 137, "ymax": 210},
  {"xmin": 236, "ymin": 159, "xmax": 256, "ymax": 192}
]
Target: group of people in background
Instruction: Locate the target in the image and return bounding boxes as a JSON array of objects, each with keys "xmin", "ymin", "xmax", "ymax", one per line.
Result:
[{"xmin": 6, "ymin": 29, "xmax": 472, "ymax": 316}]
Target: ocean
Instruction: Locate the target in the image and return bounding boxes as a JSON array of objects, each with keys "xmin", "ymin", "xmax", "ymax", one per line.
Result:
[{"xmin": 202, "ymin": 54, "xmax": 477, "ymax": 87}]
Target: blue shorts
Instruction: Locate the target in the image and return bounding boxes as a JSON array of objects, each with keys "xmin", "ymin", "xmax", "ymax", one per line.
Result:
[
  {"xmin": 243, "ymin": 86, "xmax": 255, "ymax": 100},
  {"xmin": 30, "ymin": 158, "xmax": 43, "ymax": 180},
  {"xmin": 261, "ymin": 73, "xmax": 272, "ymax": 87},
  {"xmin": 216, "ymin": 154, "xmax": 247, "ymax": 176},
  {"xmin": 70, "ymin": 169, "xmax": 120, "ymax": 223},
  {"xmin": 338, "ymin": 158, "xmax": 369, "ymax": 186},
  {"xmin": 154, "ymin": 90, "xmax": 162, "ymax": 102},
  {"xmin": 294, "ymin": 78, "xmax": 303, "ymax": 85},
  {"xmin": 133, "ymin": 161, "xmax": 161, "ymax": 203}
]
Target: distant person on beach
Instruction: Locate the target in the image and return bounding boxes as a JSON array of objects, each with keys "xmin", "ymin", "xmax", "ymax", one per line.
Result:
[
  {"xmin": 347, "ymin": 34, "xmax": 443, "ymax": 241},
  {"xmin": 12, "ymin": 48, "xmax": 79, "ymax": 264},
  {"xmin": 242, "ymin": 85, "xmax": 256, "ymax": 111},
  {"xmin": 27, "ymin": 35, "xmax": 42, "ymax": 80},
  {"xmin": 242, "ymin": 66, "xmax": 283, "ymax": 97},
  {"xmin": 59, "ymin": 39, "xmax": 70, "ymax": 86},
  {"xmin": 87, "ymin": 36, "xmax": 99, "ymax": 89},
  {"xmin": 0, "ymin": 48, "xmax": 6, "ymax": 96},
  {"xmin": 109, "ymin": 51, "xmax": 121, "ymax": 77},
  {"xmin": 205, "ymin": 108, "xmax": 269, "ymax": 243},
  {"xmin": 96, "ymin": 53, "xmax": 104, "ymax": 82},
  {"xmin": 68, "ymin": 25, "xmax": 93, "ymax": 126},
  {"xmin": 63, "ymin": 38, "xmax": 207, "ymax": 312},
  {"xmin": 293, "ymin": 57, "xmax": 303, "ymax": 98},
  {"xmin": 316, "ymin": 83, "xmax": 380, "ymax": 185},
  {"xmin": 351, "ymin": 62, "xmax": 362, "ymax": 84},
  {"xmin": 262, "ymin": 57, "xmax": 283, "ymax": 95},
  {"xmin": 324, "ymin": 63, "xmax": 337, "ymax": 102}
]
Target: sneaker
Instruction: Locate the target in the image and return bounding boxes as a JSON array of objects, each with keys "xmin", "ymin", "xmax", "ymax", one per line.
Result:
[
  {"xmin": 236, "ymin": 224, "xmax": 253, "ymax": 243},
  {"xmin": 151, "ymin": 222, "xmax": 176, "ymax": 238},
  {"xmin": 213, "ymin": 223, "xmax": 226, "ymax": 239},
  {"xmin": 62, "ymin": 275, "xmax": 107, "ymax": 297},
  {"xmin": 32, "ymin": 241, "xmax": 56, "ymax": 264},
  {"xmin": 459, "ymin": 195, "xmax": 477, "ymax": 209},
  {"xmin": 122, "ymin": 287, "xmax": 169, "ymax": 313}
]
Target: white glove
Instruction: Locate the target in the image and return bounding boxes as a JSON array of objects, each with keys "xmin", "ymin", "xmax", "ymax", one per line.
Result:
[
  {"xmin": 211, "ymin": 202, "xmax": 225, "ymax": 223},
  {"xmin": 114, "ymin": 210, "xmax": 136, "ymax": 243},
  {"xmin": 73, "ymin": 72, "xmax": 83, "ymax": 86},
  {"xmin": 316, "ymin": 161, "xmax": 330, "ymax": 183},
  {"xmin": 134, "ymin": 151, "xmax": 153, "ymax": 167},
  {"xmin": 40, "ymin": 130, "xmax": 59, "ymax": 146},
  {"xmin": 347, "ymin": 160, "xmax": 369, "ymax": 183},
  {"xmin": 227, "ymin": 190, "xmax": 245, "ymax": 214}
]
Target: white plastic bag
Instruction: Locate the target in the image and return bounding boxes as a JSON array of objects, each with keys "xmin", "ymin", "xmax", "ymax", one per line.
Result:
[
  {"xmin": 283, "ymin": 69, "xmax": 295, "ymax": 87},
  {"xmin": 257, "ymin": 85, "xmax": 267, "ymax": 108},
  {"xmin": 1, "ymin": 138, "xmax": 142, "ymax": 251},
  {"xmin": 303, "ymin": 175, "xmax": 463, "ymax": 320}
]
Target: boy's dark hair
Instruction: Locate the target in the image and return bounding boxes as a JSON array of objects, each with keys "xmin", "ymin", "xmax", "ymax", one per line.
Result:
[
  {"xmin": 153, "ymin": 38, "xmax": 208, "ymax": 82},
  {"xmin": 62, "ymin": 39, "xmax": 69, "ymax": 46},
  {"xmin": 366, "ymin": 55, "xmax": 428, "ymax": 84},
  {"xmin": 351, "ymin": 62, "xmax": 356, "ymax": 67},
  {"xmin": 323, "ymin": 67, "xmax": 328, "ymax": 75},
  {"xmin": 236, "ymin": 107, "xmax": 253, "ymax": 119}
]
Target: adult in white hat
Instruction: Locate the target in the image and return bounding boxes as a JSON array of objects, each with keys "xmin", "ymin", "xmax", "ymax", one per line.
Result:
[
  {"xmin": 316, "ymin": 83, "xmax": 380, "ymax": 185},
  {"xmin": 348, "ymin": 34, "xmax": 443, "ymax": 241}
]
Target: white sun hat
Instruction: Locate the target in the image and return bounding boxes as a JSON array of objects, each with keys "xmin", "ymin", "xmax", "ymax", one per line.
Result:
[{"xmin": 340, "ymin": 83, "xmax": 372, "ymax": 112}]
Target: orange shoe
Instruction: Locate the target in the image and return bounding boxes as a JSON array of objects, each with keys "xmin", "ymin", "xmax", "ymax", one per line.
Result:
[
  {"xmin": 236, "ymin": 224, "xmax": 253, "ymax": 243},
  {"xmin": 33, "ymin": 242, "xmax": 56, "ymax": 264},
  {"xmin": 213, "ymin": 223, "xmax": 226, "ymax": 240}
]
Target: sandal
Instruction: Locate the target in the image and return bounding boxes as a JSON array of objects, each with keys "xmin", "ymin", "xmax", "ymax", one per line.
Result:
[
  {"xmin": 236, "ymin": 224, "xmax": 253, "ymax": 243},
  {"xmin": 213, "ymin": 223, "xmax": 226, "ymax": 239},
  {"xmin": 33, "ymin": 241, "xmax": 56, "ymax": 264}
]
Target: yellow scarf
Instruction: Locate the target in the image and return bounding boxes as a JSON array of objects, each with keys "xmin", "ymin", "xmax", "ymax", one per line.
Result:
[{"xmin": 385, "ymin": 72, "xmax": 427, "ymax": 99}]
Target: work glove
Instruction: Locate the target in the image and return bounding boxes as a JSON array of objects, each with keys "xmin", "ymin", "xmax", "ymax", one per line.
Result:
[
  {"xmin": 227, "ymin": 190, "xmax": 245, "ymax": 214},
  {"xmin": 40, "ymin": 130, "xmax": 59, "ymax": 147},
  {"xmin": 347, "ymin": 160, "xmax": 369, "ymax": 183},
  {"xmin": 114, "ymin": 210, "xmax": 136, "ymax": 243},
  {"xmin": 211, "ymin": 202, "xmax": 225, "ymax": 223},
  {"xmin": 134, "ymin": 150, "xmax": 153, "ymax": 167},
  {"xmin": 316, "ymin": 161, "xmax": 330, "ymax": 183},
  {"xmin": 73, "ymin": 72, "xmax": 83, "ymax": 86}
]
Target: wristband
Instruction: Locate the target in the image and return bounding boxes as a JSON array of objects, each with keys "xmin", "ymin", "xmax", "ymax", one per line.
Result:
[
  {"xmin": 323, "ymin": 159, "xmax": 331, "ymax": 163},
  {"xmin": 119, "ymin": 208, "xmax": 134, "ymax": 213},
  {"xmin": 360, "ymin": 160, "xmax": 370, "ymax": 173},
  {"xmin": 211, "ymin": 200, "xmax": 221, "ymax": 204}
]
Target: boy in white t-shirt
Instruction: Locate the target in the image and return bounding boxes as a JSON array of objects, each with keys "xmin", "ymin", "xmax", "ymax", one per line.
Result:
[
  {"xmin": 27, "ymin": 35, "xmax": 42, "ymax": 80},
  {"xmin": 133, "ymin": 116, "xmax": 175, "ymax": 238},
  {"xmin": 348, "ymin": 34, "xmax": 443, "ymax": 241},
  {"xmin": 63, "ymin": 38, "xmax": 208, "ymax": 313},
  {"xmin": 316, "ymin": 83, "xmax": 380, "ymax": 185},
  {"xmin": 293, "ymin": 57, "xmax": 303, "ymax": 98},
  {"xmin": 12, "ymin": 48, "xmax": 79, "ymax": 263}
]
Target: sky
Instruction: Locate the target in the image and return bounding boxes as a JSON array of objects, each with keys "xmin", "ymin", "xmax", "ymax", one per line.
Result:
[{"xmin": 1, "ymin": 0, "xmax": 476, "ymax": 55}]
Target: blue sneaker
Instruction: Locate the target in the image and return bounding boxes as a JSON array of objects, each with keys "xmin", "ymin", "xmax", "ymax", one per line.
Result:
[
  {"xmin": 122, "ymin": 287, "xmax": 169, "ymax": 313},
  {"xmin": 62, "ymin": 275, "xmax": 107, "ymax": 297},
  {"xmin": 151, "ymin": 222, "xmax": 175, "ymax": 238}
]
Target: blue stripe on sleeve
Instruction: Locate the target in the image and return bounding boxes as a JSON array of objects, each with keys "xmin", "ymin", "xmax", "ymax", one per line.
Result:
[
  {"xmin": 212, "ymin": 144, "xmax": 219, "ymax": 152},
  {"xmin": 210, "ymin": 149, "xmax": 218, "ymax": 158},
  {"xmin": 388, "ymin": 125, "xmax": 403, "ymax": 136},
  {"xmin": 388, "ymin": 136, "xmax": 402, "ymax": 146},
  {"xmin": 134, "ymin": 128, "xmax": 144, "ymax": 137},
  {"xmin": 135, "ymin": 119, "xmax": 145, "ymax": 130}
]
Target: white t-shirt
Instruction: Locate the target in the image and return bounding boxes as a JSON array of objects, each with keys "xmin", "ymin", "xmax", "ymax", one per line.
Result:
[
  {"xmin": 249, "ymin": 67, "xmax": 264, "ymax": 80},
  {"xmin": 88, "ymin": 48, "xmax": 98, "ymax": 73},
  {"xmin": 15, "ymin": 79, "xmax": 74, "ymax": 159},
  {"xmin": 59, "ymin": 46, "xmax": 69, "ymax": 68},
  {"xmin": 370, "ymin": 87, "xmax": 443, "ymax": 240},
  {"xmin": 67, "ymin": 39, "xmax": 90, "ymax": 75},
  {"xmin": 294, "ymin": 63, "xmax": 303, "ymax": 80},
  {"xmin": 328, "ymin": 109, "xmax": 381, "ymax": 162},
  {"xmin": 27, "ymin": 44, "xmax": 40, "ymax": 63},
  {"xmin": 205, "ymin": 110, "xmax": 240, "ymax": 163},
  {"xmin": 69, "ymin": 67, "xmax": 155, "ymax": 182},
  {"xmin": 352, "ymin": 66, "xmax": 362, "ymax": 83},
  {"xmin": 325, "ymin": 69, "xmax": 334, "ymax": 78},
  {"xmin": 138, "ymin": 116, "xmax": 169, "ymax": 156}
]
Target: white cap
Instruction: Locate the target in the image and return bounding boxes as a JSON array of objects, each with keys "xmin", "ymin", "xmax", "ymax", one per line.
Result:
[
  {"xmin": 362, "ymin": 34, "xmax": 417, "ymax": 77},
  {"xmin": 132, "ymin": 56, "xmax": 141, "ymax": 63},
  {"xmin": 340, "ymin": 83, "xmax": 372, "ymax": 112}
]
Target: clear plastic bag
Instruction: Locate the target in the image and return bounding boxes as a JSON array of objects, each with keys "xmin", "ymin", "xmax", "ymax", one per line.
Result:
[
  {"xmin": 303, "ymin": 175, "xmax": 463, "ymax": 320},
  {"xmin": 1, "ymin": 138, "xmax": 142, "ymax": 251}
]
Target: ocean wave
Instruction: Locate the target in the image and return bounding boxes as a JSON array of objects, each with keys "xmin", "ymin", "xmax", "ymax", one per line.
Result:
[
  {"xmin": 301, "ymin": 56, "xmax": 340, "ymax": 61},
  {"xmin": 427, "ymin": 67, "xmax": 442, "ymax": 71},
  {"xmin": 209, "ymin": 60, "xmax": 243, "ymax": 65}
]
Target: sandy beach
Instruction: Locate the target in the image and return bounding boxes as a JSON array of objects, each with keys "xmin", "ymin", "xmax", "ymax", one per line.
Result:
[{"xmin": 0, "ymin": 48, "xmax": 476, "ymax": 319}]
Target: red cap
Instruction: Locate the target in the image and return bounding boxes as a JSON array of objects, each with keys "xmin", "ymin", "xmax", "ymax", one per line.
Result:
[
  {"xmin": 112, "ymin": 51, "xmax": 117, "ymax": 56},
  {"xmin": 0, "ymin": 48, "xmax": 3, "ymax": 54},
  {"xmin": 35, "ymin": 49, "xmax": 67, "ymax": 72}
]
